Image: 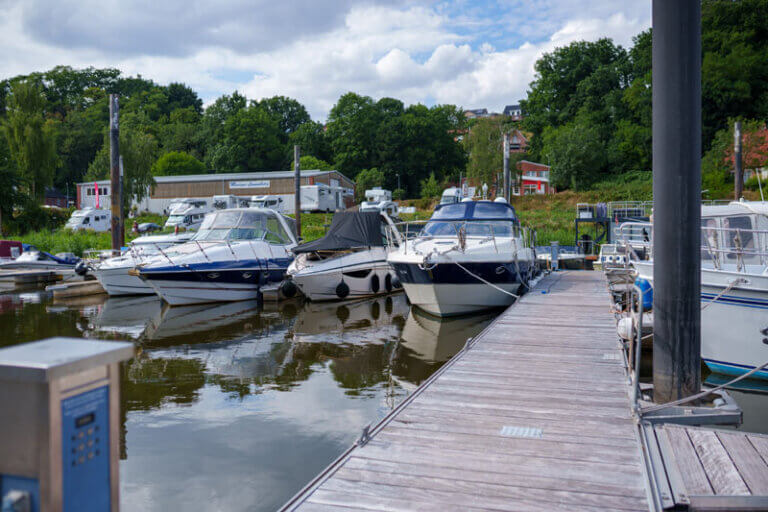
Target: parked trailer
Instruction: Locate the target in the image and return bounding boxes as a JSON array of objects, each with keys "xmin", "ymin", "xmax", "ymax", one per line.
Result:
[
  {"xmin": 163, "ymin": 199, "xmax": 213, "ymax": 231},
  {"xmin": 300, "ymin": 184, "xmax": 344, "ymax": 213}
]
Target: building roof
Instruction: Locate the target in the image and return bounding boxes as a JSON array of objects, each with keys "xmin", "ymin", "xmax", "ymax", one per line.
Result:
[
  {"xmin": 466, "ymin": 108, "xmax": 488, "ymax": 115},
  {"xmin": 78, "ymin": 169, "xmax": 351, "ymax": 186},
  {"xmin": 503, "ymin": 104, "xmax": 522, "ymax": 115},
  {"xmin": 517, "ymin": 160, "xmax": 550, "ymax": 170}
]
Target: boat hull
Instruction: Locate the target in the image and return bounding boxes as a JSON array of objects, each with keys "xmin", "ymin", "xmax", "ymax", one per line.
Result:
[
  {"xmin": 139, "ymin": 262, "xmax": 288, "ymax": 306},
  {"xmin": 634, "ymin": 262, "xmax": 768, "ymax": 381},
  {"xmin": 700, "ymin": 283, "xmax": 768, "ymax": 380},
  {"xmin": 95, "ymin": 266, "xmax": 155, "ymax": 296},
  {"xmin": 391, "ymin": 261, "xmax": 532, "ymax": 317},
  {"xmin": 291, "ymin": 261, "xmax": 399, "ymax": 301}
]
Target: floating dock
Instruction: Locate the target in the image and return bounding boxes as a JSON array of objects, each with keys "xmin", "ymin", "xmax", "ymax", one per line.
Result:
[{"xmin": 282, "ymin": 271, "xmax": 651, "ymax": 511}]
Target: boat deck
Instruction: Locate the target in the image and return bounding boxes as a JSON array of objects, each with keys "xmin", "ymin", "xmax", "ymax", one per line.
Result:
[{"xmin": 282, "ymin": 271, "xmax": 650, "ymax": 511}]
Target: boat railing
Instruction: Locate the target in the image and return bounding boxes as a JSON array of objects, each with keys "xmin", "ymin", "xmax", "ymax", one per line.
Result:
[
  {"xmin": 616, "ymin": 221, "xmax": 768, "ymax": 272},
  {"xmin": 389, "ymin": 220, "xmax": 527, "ymax": 255}
]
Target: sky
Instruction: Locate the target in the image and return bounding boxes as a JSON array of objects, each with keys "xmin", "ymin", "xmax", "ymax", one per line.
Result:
[{"xmin": 0, "ymin": 0, "xmax": 651, "ymax": 120}]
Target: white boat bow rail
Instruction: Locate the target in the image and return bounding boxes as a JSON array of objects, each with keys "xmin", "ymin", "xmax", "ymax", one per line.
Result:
[{"xmin": 388, "ymin": 219, "xmax": 535, "ymax": 258}]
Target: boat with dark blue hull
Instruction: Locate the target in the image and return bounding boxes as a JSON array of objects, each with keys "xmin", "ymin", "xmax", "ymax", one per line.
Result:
[
  {"xmin": 387, "ymin": 199, "xmax": 536, "ymax": 316},
  {"xmin": 137, "ymin": 208, "xmax": 297, "ymax": 305}
]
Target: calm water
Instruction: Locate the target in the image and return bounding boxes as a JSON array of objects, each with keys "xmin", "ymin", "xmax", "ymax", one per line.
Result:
[{"xmin": 0, "ymin": 289, "xmax": 495, "ymax": 511}]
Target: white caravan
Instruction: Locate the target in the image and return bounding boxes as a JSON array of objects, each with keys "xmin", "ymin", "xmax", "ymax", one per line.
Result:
[
  {"xmin": 250, "ymin": 195, "xmax": 286, "ymax": 212},
  {"xmin": 164, "ymin": 199, "xmax": 213, "ymax": 231},
  {"xmin": 360, "ymin": 188, "xmax": 398, "ymax": 217},
  {"xmin": 212, "ymin": 195, "xmax": 248, "ymax": 210},
  {"xmin": 65, "ymin": 208, "xmax": 112, "ymax": 232},
  {"xmin": 439, "ymin": 187, "xmax": 463, "ymax": 205},
  {"xmin": 301, "ymin": 184, "xmax": 344, "ymax": 212}
]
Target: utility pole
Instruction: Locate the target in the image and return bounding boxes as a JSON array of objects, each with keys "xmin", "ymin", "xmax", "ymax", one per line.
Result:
[
  {"xmin": 109, "ymin": 94, "xmax": 122, "ymax": 255},
  {"xmin": 119, "ymin": 156, "xmax": 125, "ymax": 246},
  {"xmin": 294, "ymin": 145, "xmax": 301, "ymax": 239},
  {"xmin": 503, "ymin": 134, "xmax": 510, "ymax": 201},
  {"xmin": 652, "ymin": 0, "xmax": 702, "ymax": 402},
  {"xmin": 734, "ymin": 121, "xmax": 743, "ymax": 200}
]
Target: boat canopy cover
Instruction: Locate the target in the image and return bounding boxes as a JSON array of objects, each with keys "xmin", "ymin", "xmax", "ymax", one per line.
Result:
[
  {"xmin": 293, "ymin": 212, "xmax": 384, "ymax": 253},
  {"xmin": 431, "ymin": 201, "xmax": 518, "ymax": 222},
  {"xmin": 20, "ymin": 244, "xmax": 79, "ymax": 264}
]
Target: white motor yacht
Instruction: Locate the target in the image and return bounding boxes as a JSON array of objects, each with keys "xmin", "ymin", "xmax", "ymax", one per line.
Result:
[
  {"xmin": 137, "ymin": 208, "xmax": 297, "ymax": 306},
  {"xmin": 94, "ymin": 232, "xmax": 194, "ymax": 296},
  {"xmin": 287, "ymin": 211, "xmax": 402, "ymax": 301},
  {"xmin": 387, "ymin": 199, "xmax": 536, "ymax": 317},
  {"xmin": 634, "ymin": 201, "xmax": 768, "ymax": 380},
  {"xmin": 0, "ymin": 247, "xmax": 79, "ymax": 271}
]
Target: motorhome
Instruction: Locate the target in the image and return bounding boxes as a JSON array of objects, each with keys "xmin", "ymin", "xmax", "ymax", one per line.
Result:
[
  {"xmin": 65, "ymin": 208, "xmax": 112, "ymax": 232},
  {"xmin": 250, "ymin": 195, "xmax": 285, "ymax": 212},
  {"xmin": 439, "ymin": 187, "xmax": 463, "ymax": 205},
  {"xmin": 360, "ymin": 188, "xmax": 398, "ymax": 216},
  {"xmin": 164, "ymin": 199, "xmax": 213, "ymax": 231},
  {"xmin": 300, "ymin": 184, "xmax": 344, "ymax": 213},
  {"xmin": 213, "ymin": 195, "xmax": 244, "ymax": 210}
]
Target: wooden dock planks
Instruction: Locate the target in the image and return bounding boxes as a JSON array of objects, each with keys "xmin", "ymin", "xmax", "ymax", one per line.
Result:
[
  {"xmin": 651, "ymin": 423, "xmax": 768, "ymax": 507},
  {"xmin": 283, "ymin": 271, "xmax": 648, "ymax": 511}
]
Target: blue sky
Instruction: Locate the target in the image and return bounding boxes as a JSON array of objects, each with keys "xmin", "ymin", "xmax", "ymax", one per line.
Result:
[{"xmin": 0, "ymin": 0, "xmax": 650, "ymax": 120}]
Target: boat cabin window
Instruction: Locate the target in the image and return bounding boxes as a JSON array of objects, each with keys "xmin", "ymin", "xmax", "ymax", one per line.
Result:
[
  {"xmin": 432, "ymin": 203, "xmax": 468, "ymax": 219},
  {"xmin": 194, "ymin": 210, "xmax": 292, "ymax": 244},
  {"xmin": 472, "ymin": 202, "xmax": 516, "ymax": 220}
]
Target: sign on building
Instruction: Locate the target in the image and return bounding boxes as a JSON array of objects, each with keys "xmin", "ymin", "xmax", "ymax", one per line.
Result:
[{"xmin": 229, "ymin": 180, "xmax": 270, "ymax": 189}]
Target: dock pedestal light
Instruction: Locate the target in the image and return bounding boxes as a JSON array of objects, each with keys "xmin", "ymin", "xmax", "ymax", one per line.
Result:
[
  {"xmin": 0, "ymin": 338, "xmax": 134, "ymax": 512},
  {"xmin": 652, "ymin": 0, "xmax": 702, "ymax": 402}
]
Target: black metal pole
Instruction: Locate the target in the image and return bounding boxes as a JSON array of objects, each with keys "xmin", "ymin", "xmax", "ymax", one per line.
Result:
[
  {"xmin": 109, "ymin": 94, "xmax": 122, "ymax": 255},
  {"xmin": 652, "ymin": 0, "xmax": 702, "ymax": 402},
  {"xmin": 294, "ymin": 145, "xmax": 301, "ymax": 239},
  {"xmin": 734, "ymin": 121, "xmax": 743, "ymax": 200}
]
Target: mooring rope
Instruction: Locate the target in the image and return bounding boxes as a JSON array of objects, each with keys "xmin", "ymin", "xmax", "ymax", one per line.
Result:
[
  {"xmin": 445, "ymin": 256, "xmax": 520, "ymax": 299},
  {"xmin": 640, "ymin": 358, "xmax": 768, "ymax": 414},
  {"xmin": 700, "ymin": 277, "xmax": 747, "ymax": 311}
]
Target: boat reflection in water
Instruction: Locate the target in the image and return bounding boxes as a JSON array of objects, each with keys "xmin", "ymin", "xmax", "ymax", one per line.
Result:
[{"xmin": 1, "ymin": 289, "xmax": 494, "ymax": 512}]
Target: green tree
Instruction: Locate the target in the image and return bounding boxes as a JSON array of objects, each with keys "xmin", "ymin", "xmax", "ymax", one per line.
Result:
[
  {"xmin": 254, "ymin": 96, "xmax": 310, "ymax": 137},
  {"xmin": 152, "ymin": 151, "xmax": 206, "ymax": 176},
  {"xmin": 86, "ymin": 126, "xmax": 158, "ymax": 209},
  {"xmin": 1, "ymin": 81, "xmax": 57, "ymax": 200},
  {"xmin": 294, "ymin": 155, "xmax": 332, "ymax": 171},
  {"xmin": 355, "ymin": 168, "xmax": 385, "ymax": 202},
  {"xmin": 210, "ymin": 104, "xmax": 283, "ymax": 171},
  {"xmin": 288, "ymin": 121, "xmax": 332, "ymax": 163},
  {"xmin": 326, "ymin": 92, "xmax": 380, "ymax": 176},
  {"xmin": 464, "ymin": 118, "xmax": 504, "ymax": 186},
  {"xmin": 420, "ymin": 172, "xmax": 441, "ymax": 199},
  {"xmin": 542, "ymin": 114, "xmax": 606, "ymax": 191}
]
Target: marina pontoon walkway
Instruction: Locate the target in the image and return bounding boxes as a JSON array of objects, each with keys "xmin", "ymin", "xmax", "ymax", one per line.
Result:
[{"xmin": 283, "ymin": 271, "xmax": 649, "ymax": 511}]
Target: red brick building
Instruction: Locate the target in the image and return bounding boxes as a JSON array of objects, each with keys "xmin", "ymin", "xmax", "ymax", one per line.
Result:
[{"xmin": 513, "ymin": 160, "xmax": 554, "ymax": 195}]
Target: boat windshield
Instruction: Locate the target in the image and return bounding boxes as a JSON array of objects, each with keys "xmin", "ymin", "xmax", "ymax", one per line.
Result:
[
  {"xmin": 193, "ymin": 210, "xmax": 292, "ymax": 244},
  {"xmin": 422, "ymin": 220, "xmax": 516, "ymax": 237}
]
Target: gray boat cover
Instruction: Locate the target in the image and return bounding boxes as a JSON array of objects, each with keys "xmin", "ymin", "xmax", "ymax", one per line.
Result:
[{"xmin": 293, "ymin": 212, "xmax": 384, "ymax": 253}]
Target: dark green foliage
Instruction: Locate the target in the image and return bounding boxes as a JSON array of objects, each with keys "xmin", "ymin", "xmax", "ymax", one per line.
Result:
[
  {"xmin": 355, "ymin": 168, "xmax": 385, "ymax": 202},
  {"xmin": 152, "ymin": 151, "xmax": 206, "ymax": 176}
]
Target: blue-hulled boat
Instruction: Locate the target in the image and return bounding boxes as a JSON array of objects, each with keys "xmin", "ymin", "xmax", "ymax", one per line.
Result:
[{"xmin": 136, "ymin": 208, "xmax": 297, "ymax": 305}]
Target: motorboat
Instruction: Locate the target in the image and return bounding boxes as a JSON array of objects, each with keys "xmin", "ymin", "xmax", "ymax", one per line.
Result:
[
  {"xmin": 594, "ymin": 244, "xmax": 629, "ymax": 271},
  {"xmin": 536, "ymin": 244, "xmax": 587, "ymax": 270},
  {"xmin": 137, "ymin": 208, "xmax": 297, "ymax": 306},
  {"xmin": 633, "ymin": 201, "xmax": 768, "ymax": 380},
  {"xmin": 287, "ymin": 211, "xmax": 402, "ymax": 301},
  {"xmin": 387, "ymin": 198, "xmax": 536, "ymax": 317},
  {"xmin": 94, "ymin": 232, "xmax": 194, "ymax": 296},
  {"xmin": 0, "ymin": 245, "xmax": 79, "ymax": 271}
]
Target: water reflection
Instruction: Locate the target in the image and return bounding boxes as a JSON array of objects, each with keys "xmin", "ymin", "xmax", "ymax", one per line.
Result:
[{"xmin": 0, "ymin": 289, "xmax": 495, "ymax": 511}]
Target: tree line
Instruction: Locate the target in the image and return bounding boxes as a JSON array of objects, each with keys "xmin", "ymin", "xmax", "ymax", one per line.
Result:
[{"xmin": 0, "ymin": 0, "xmax": 765, "ymax": 231}]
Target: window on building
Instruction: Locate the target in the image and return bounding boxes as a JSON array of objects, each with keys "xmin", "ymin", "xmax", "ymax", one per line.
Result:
[{"xmin": 524, "ymin": 184, "xmax": 537, "ymax": 195}]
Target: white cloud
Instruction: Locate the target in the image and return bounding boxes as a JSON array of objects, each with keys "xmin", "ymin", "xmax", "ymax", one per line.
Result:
[{"xmin": 0, "ymin": 0, "xmax": 651, "ymax": 119}]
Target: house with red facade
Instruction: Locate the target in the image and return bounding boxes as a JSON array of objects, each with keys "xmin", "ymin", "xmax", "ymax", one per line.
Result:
[
  {"xmin": 505, "ymin": 129, "xmax": 529, "ymax": 153},
  {"xmin": 725, "ymin": 125, "xmax": 768, "ymax": 181},
  {"xmin": 513, "ymin": 160, "xmax": 554, "ymax": 195}
]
